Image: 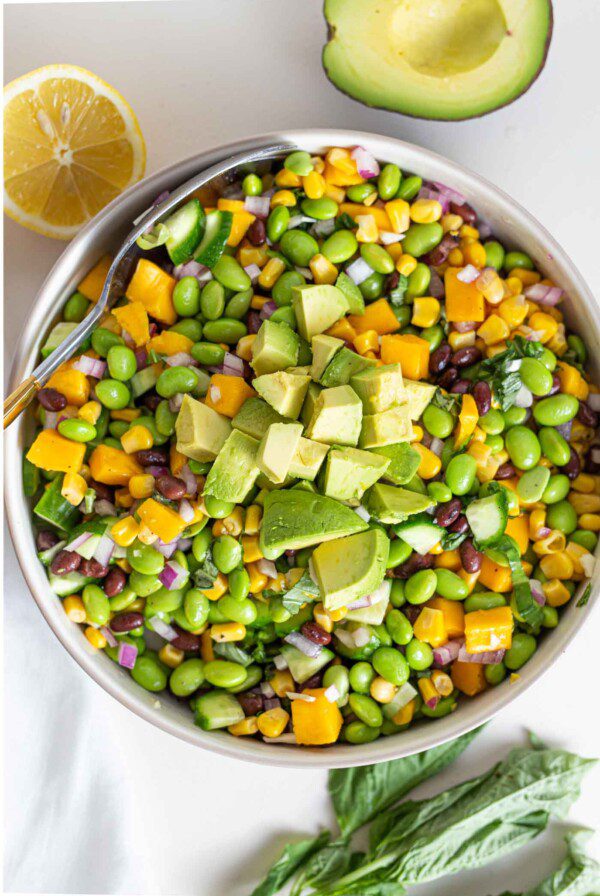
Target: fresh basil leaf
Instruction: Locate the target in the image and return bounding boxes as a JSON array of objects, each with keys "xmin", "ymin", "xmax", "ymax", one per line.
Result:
[
  {"xmin": 494, "ymin": 831, "xmax": 600, "ymax": 896},
  {"xmin": 441, "ymin": 528, "xmax": 468, "ymax": 551},
  {"xmin": 192, "ymin": 548, "xmax": 218, "ymax": 590},
  {"xmin": 282, "ymin": 570, "xmax": 320, "ymax": 615},
  {"xmin": 494, "ymin": 535, "xmax": 544, "ymax": 627},
  {"xmin": 294, "ymin": 838, "xmax": 357, "ymax": 892},
  {"xmin": 250, "ymin": 642, "xmax": 267, "ymax": 664},
  {"xmin": 528, "ymin": 731, "xmax": 548, "ymax": 751},
  {"xmin": 479, "ymin": 337, "xmax": 544, "ymax": 411},
  {"xmin": 388, "ymin": 274, "xmax": 409, "ymax": 308},
  {"xmin": 250, "ymin": 831, "xmax": 330, "ymax": 896},
  {"xmin": 335, "ymin": 212, "xmax": 358, "ymax": 232},
  {"xmin": 432, "ymin": 389, "xmax": 461, "ymax": 414},
  {"xmin": 576, "ymin": 583, "xmax": 592, "ymax": 608},
  {"xmin": 329, "ymin": 725, "xmax": 483, "ymax": 836},
  {"xmin": 213, "ymin": 642, "xmax": 252, "ymax": 666}
]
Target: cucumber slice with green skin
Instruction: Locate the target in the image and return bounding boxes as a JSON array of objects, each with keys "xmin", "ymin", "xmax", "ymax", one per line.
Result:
[
  {"xmin": 164, "ymin": 199, "xmax": 206, "ymax": 265},
  {"xmin": 23, "ymin": 455, "xmax": 40, "ymax": 497},
  {"xmin": 38, "ymin": 540, "xmax": 67, "ymax": 566},
  {"xmin": 40, "ymin": 322, "xmax": 79, "ymax": 359},
  {"xmin": 130, "ymin": 365, "xmax": 160, "ymax": 398},
  {"xmin": 49, "ymin": 571, "xmax": 94, "ymax": 596},
  {"xmin": 279, "ymin": 644, "xmax": 334, "ymax": 683},
  {"xmin": 194, "ymin": 210, "xmax": 233, "ymax": 268},
  {"xmin": 465, "ymin": 491, "xmax": 508, "ymax": 547},
  {"xmin": 393, "ymin": 513, "xmax": 444, "ymax": 555},
  {"xmin": 34, "ymin": 476, "xmax": 80, "ymax": 531},
  {"xmin": 194, "ymin": 690, "xmax": 245, "ymax": 730}
]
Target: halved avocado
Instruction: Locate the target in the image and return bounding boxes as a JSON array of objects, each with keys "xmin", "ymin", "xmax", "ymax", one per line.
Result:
[{"xmin": 323, "ymin": 0, "xmax": 553, "ymax": 120}]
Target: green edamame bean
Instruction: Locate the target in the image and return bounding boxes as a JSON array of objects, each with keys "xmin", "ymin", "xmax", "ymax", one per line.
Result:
[
  {"xmin": 203, "ymin": 660, "xmax": 247, "ymax": 688},
  {"xmin": 393, "ymin": 306, "xmax": 412, "ymax": 328},
  {"xmin": 204, "ymin": 495, "xmax": 236, "ymax": 518},
  {"xmin": 173, "ymin": 276, "xmax": 201, "ymax": 317},
  {"xmin": 108, "ymin": 587, "xmax": 137, "ymax": 613},
  {"xmin": 266, "ymin": 205, "xmax": 290, "ymax": 243},
  {"xmin": 503, "ymin": 406, "xmax": 528, "ymax": 428},
  {"xmin": 567, "ymin": 334, "xmax": 587, "ymax": 365},
  {"xmin": 127, "ymin": 540, "xmax": 165, "ymax": 576},
  {"xmin": 183, "ymin": 589, "xmax": 210, "ymax": 628},
  {"xmin": 359, "ymin": 272, "xmax": 385, "ymax": 301},
  {"xmin": 301, "ymin": 197, "xmax": 338, "ymax": 220},
  {"xmin": 101, "ymin": 437, "xmax": 121, "ymax": 450},
  {"xmin": 385, "ymin": 609, "xmax": 413, "ymax": 646},
  {"xmin": 228, "ymin": 664, "xmax": 262, "ymax": 692},
  {"xmin": 427, "ymin": 481, "xmax": 453, "ymax": 503},
  {"xmin": 348, "ymin": 661, "xmax": 375, "ymax": 694},
  {"xmin": 464, "ymin": 592, "xmax": 506, "ymax": 613},
  {"xmin": 486, "ymin": 434, "xmax": 504, "ymax": 453},
  {"xmin": 360, "ymin": 243, "xmax": 395, "ymax": 274},
  {"xmin": 421, "ymin": 325, "xmax": 444, "ymax": 352},
  {"xmin": 434, "ymin": 568, "xmax": 469, "ymax": 600},
  {"xmin": 154, "ymin": 400, "xmax": 177, "ymax": 437},
  {"xmin": 146, "ymin": 586, "xmax": 185, "ymax": 614},
  {"xmin": 423, "ymin": 405, "xmax": 454, "ymax": 439},
  {"xmin": 396, "ymin": 175, "xmax": 422, "ymax": 202},
  {"xmin": 421, "ymin": 694, "xmax": 456, "ymax": 718},
  {"xmin": 322, "ymin": 229, "xmax": 359, "ymax": 265},
  {"xmin": 348, "ymin": 693, "xmax": 383, "ymax": 728},
  {"xmin": 390, "ymin": 580, "xmax": 406, "ymax": 607},
  {"xmin": 228, "ymin": 567, "xmax": 250, "ymax": 602},
  {"xmin": 284, "ymin": 150, "xmax": 313, "ymax": 176},
  {"xmin": 156, "ymin": 366, "xmax": 198, "ymax": 399},
  {"xmin": 505, "ymin": 425, "xmax": 541, "ymax": 470},
  {"xmin": 546, "ymin": 500, "xmax": 578, "ymax": 534},
  {"xmin": 132, "ymin": 653, "xmax": 167, "ymax": 692},
  {"xmin": 128, "ymin": 570, "xmax": 162, "ymax": 597},
  {"xmin": 170, "ymin": 318, "xmax": 203, "ymax": 341},
  {"xmin": 405, "ymin": 638, "xmax": 434, "ymax": 671},
  {"xmin": 484, "ymin": 241, "xmax": 505, "ymax": 271},
  {"xmin": 504, "ymin": 250, "xmax": 534, "ymax": 271},
  {"xmin": 570, "ymin": 529, "xmax": 598, "ymax": 552},
  {"xmin": 516, "ymin": 466, "xmax": 551, "ymax": 503},
  {"xmin": 519, "ymin": 358, "xmax": 553, "ymax": 396},
  {"xmin": 218, "ymin": 595, "xmax": 257, "ymax": 625},
  {"xmin": 212, "ymin": 255, "xmax": 251, "ymax": 292},
  {"xmin": 445, "ymin": 453, "xmax": 477, "ymax": 494},
  {"xmin": 207, "ymin": 603, "xmax": 229, "ymax": 624},
  {"xmin": 202, "ymin": 319, "xmax": 247, "ymax": 344},
  {"xmin": 323, "ymin": 665, "xmax": 349, "ymax": 706},
  {"xmin": 82, "ymin": 584, "xmax": 110, "ymax": 626},
  {"xmin": 269, "ymin": 597, "xmax": 290, "ymax": 624},
  {"xmin": 539, "ymin": 348, "xmax": 557, "ymax": 371},
  {"xmin": 200, "ymin": 280, "xmax": 226, "ymax": 320},
  {"xmin": 378, "ymin": 163, "xmax": 402, "ymax": 200},
  {"xmin": 539, "ymin": 427, "xmax": 571, "ymax": 466},
  {"xmin": 372, "ymin": 647, "xmax": 409, "ymax": 687},
  {"xmin": 95, "ymin": 378, "xmax": 130, "ymax": 409},
  {"xmin": 541, "ymin": 473, "xmax": 570, "ymax": 505},
  {"xmin": 485, "ymin": 662, "xmax": 507, "ymax": 685},
  {"xmin": 91, "ymin": 327, "xmax": 123, "ymax": 357},
  {"xmin": 170, "ymin": 658, "xmax": 205, "ymax": 696},
  {"xmin": 107, "ymin": 420, "xmax": 128, "ymax": 438},
  {"xmin": 542, "ymin": 605, "xmax": 559, "ymax": 628},
  {"xmin": 57, "ymin": 418, "xmax": 96, "ymax": 442},
  {"xmin": 192, "ymin": 529, "xmax": 212, "ymax": 563},
  {"xmin": 63, "ymin": 291, "xmax": 90, "ymax": 322},
  {"xmin": 191, "ymin": 342, "xmax": 226, "ymax": 366},
  {"xmin": 346, "ymin": 182, "xmax": 377, "ymax": 203},
  {"xmin": 373, "ymin": 623, "xmax": 392, "ymax": 647},
  {"xmin": 401, "ymin": 223, "xmax": 443, "ymax": 258},
  {"xmin": 504, "ymin": 632, "xmax": 537, "ymax": 670},
  {"xmin": 405, "ymin": 569, "xmax": 437, "ymax": 604},
  {"xmin": 271, "ymin": 270, "xmax": 305, "ymax": 306},
  {"xmin": 280, "ymin": 230, "xmax": 319, "ymax": 267},
  {"xmin": 212, "ymin": 535, "xmax": 243, "ymax": 574},
  {"xmin": 344, "ymin": 720, "xmax": 381, "ymax": 744},
  {"xmin": 533, "ymin": 394, "xmax": 579, "ymax": 427},
  {"xmin": 225, "ymin": 288, "xmax": 253, "ymax": 320},
  {"xmin": 406, "ymin": 262, "xmax": 431, "ymax": 299},
  {"xmin": 242, "ymin": 173, "xmax": 262, "ymax": 196},
  {"xmin": 479, "ymin": 409, "xmax": 505, "ymax": 435},
  {"xmin": 386, "ymin": 538, "xmax": 412, "ymax": 569}
]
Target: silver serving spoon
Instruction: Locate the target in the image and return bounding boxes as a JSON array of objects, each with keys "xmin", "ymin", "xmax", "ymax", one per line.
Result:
[{"xmin": 4, "ymin": 141, "xmax": 295, "ymax": 427}]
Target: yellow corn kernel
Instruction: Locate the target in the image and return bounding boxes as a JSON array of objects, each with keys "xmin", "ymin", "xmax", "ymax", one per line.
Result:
[
  {"xmin": 257, "ymin": 707, "xmax": 290, "ymax": 738},
  {"xmin": 429, "ymin": 542, "xmax": 444, "ymax": 555},
  {"xmin": 137, "ymin": 522, "xmax": 158, "ymax": 544},
  {"xmin": 212, "ymin": 506, "xmax": 244, "ymax": 537},
  {"xmin": 78, "ymin": 401, "xmax": 102, "ymax": 425},
  {"xmin": 229, "ymin": 716, "xmax": 259, "ymax": 736},
  {"xmin": 392, "ymin": 699, "xmax": 415, "ymax": 726},
  {"xmin": 128, "ymin": 474, "xmax": 155, "ymax": 499},
  {"xmin": 448, "ymin": 330, "xmax": 476, "ymax": 351},
  {"xmin": 522, "ymin": 560, "xmax": 534, "ymax": 578},
  {"xmin": 275, "ymin": 168, "xmax": 301, "ymax": 188},
  {"xmin": 313, "ymin": 602, "xmax": 334, "ymax": 633},
  {"xmin": 246, "ymin": 562, "xmax": 268, "ymax": 594},
  {"xmin": 270, "ymin": 669, "xmax": 295, "ymax": 697},
  {"xmin": 323, "ymin": 183, "xmax": 345, "ymax": 203},
  {"xmin": 462, "ymin": 241, "xmax": 486, "ymax": 269},
  {"xmin": 396, "ymin": 253, "xmax": 417, "ymax": 276},
  {"xmin": 236, "ymin": 334, "xmax": 256, "ymax": 361},
  {"xmin": 441, "ymin": 213, "xmax": 463, "ymax": 233},
  {"xmin": 477, "ymin": 314, "xmax": 510, "ymax": 346},
  {"xmin": 569, "ymin": 493, "xmax": 600, "ymax": 515},
  {"xmin": 353, "ymin": 329, "xmax": 379, "ymax": 355},
  {"xmin": 431, "ymin": 669, "xmax": 454, "ymax": 696},
  {"xmin": 528, "ymin": 312, "xmax": 558, "ymax": 343},
  {"xmin": 270, "ymin": 190, "xmax": 296, "ymax": 208},
  {"xmin": 411, "ymin": 424, "xmax": 424, "ymax": 443},
  {"xmin": 61, "ymin": 472, "xmax": 87, "ymax": 506},
  {"xmin": 268, "ymin": 572, "xmax": 287, "ymax": 593},
  {"xmin": 572, "ymin": 474, "xmax": 596, "ymax": 494},
  {"xmin": 542, "ymin": 579, "xmax": 572, "ymax": 607},
  {"xmin": 413, "ymin": 443, "xmax": 442, "ymax": 479},
  {"xmin": 114, "ymin": 487, "xmax": 134, "ymax": 509},
  {"xmin": 529, "ymin": 509, "xmax": 547, "ymax": 540},
  {"xmin": 312, "ymin": 156, "xmax": 325, "ymax": 174},
  {"xmin": 115, "ymin": 559, "xmax": 132, "ymax": 574},
  {"xmin": 329, "ymin": 605, "xmax": 348, "ymax": 622},
  {"xmin": 201, "ymin": 572, "xmax": 228, "ymax": 601},
  {"xmin": 468, "ymin": 440, "xmax": 491, "ymax": 464},
  {"xmin": 418, "ymin": 677, "xmax": 439, "ymax": 707},
  {"xmin": 410, "ymin": 198, "xmax": 442, "ymax": 224},
  {"xmin": 370, "ymin": 677, "xmax": 397, "ymax": 703},
  {"xmin": 510, "ymin": 268, "xmax": 540, "ymax": 286},
  {"xmin": 201, "ymin": 629, "xmax": 215, "ymax": 662},
  {"xmin": 159, "ymin": 644, "xmax": 184, "ymax": 668},
  {"xmin": 310, "ymin": 253, "xmax": 338, "ymax": 285},
  {"xmin": 218, "ymin": 198, "xmax": 245, "ymax": 212},
  {"xmin": 356, "ymin": 214, "xmax": 378, "ymax": 242},
  {"xmin": 211, "ymin": 622, "xmax": 246, "ymax": 642},
  {"xmin": 475, "ymin": 268, "xmax": 504, "ymax": 304},
  {"xmin": 258, "ymin": 257, "xmax": 286, "ymax": 290},
  {"xmin": 412, "ymin": 297, "xmax": 441, "ymax": 328},
  {"xmin": 498, "ymin": 296, "xmax": 528, "ymax": 328},
  {"xmin": 533, "ymin": 529, "xmax": 566, "ymax": 555},
  {"xmin": 571, "ymin": 420, "xmax": 593, "ymax": 444},
  {"xmin": 578, "ymin": 513, "xmax": 600, "ymax": 532},
  {"xmin": 121, "ymin": 424, "xmax": 153, "ymax": 455},
  {"xmin": 242, "ymin": 534, "xmax": 263, "ymax": 563},
  {"xmin": 63, "ymin": 595, "xmax": 86, "ymax": 623},
  {"xmin": 460, "ymin": 224, "xmax": 479, "ymax": 240},
  {"xmin": 238, "ymin": 245, "xmax": 269, "ymax": 268},
  {"xmin": 250, "ymin": 295, "xmax": 267, "ymax": 309},
  {"xmin": 448, "ymin": 247, "xmax": 464, "ymax": 266},
  {"xmin": 565, "ymin": 541, "xmax": 589, "ymax": 576},
  {"xmin": 386, "ymin": 242, "xmax": 403, "ymax": 262},
  {"xmin": 505, "ymin": 276, "xmax": 523, "ymax": 296},
  {"xmin": 539, "ymin": 551, "xmax": 574, "ymax": 580},
  {"xmin": 385, "ymin": 199, "xmax": 410, "ymax": 234},
  {"xmin": 85, "ymin": 626, "xmax": 107, "ymax": 649},
  {"xmin": 110, "ymin": 407, "xmax": 141, "ymax": 422},
  {"xmin": 244, "ymin": 504, "xmax": 263, "ymax": 535},
  {"xmin": 302, "ymin": 170, "xmax": 326, "ymax": 199}
]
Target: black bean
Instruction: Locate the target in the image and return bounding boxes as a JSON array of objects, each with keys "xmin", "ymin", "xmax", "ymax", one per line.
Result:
[
  {"xmin": 38, "ymin": 388, "xmax": 67, "ymax": 411},
  {"xmin": 577, "ymin": 401, "xmax": 599, "ymax": 429},
  {"xmin": 472, "ymin": 381, "xmax": 492, "ymax": 416},
  {"xmin": 429, "ymin": 344, "xmax": 452, "ymax": 375},
  {"xmin": 36, "ymin": 529, "xmax": 59, "ymax": 552},
  {"xmin": 460, "ymin": 539, "xmax": 483, "ymax": 573},
  {"xmin": 103, "ymin": 567, "xmax": 127, "ymax": 597},
  {"xmin": 110, "ymin": 612, "xmax": 144, "ymax": 633},
  {"xmin": 434, "ymin": 498, "xmax": 462, "ymax": 528},
  {"xmin": 451, "ymin": 346, "xmax": 482, "ymax": 368},
  {"xmin": 438, "ymin": 367, "xmax": 458, "ymax": 390},
  {"xmin": 562, "ymin": 447, "xmax": 581, "ymax": 480},
  {"xmin": 50, "ymin": 550, "xmax": 81, "ymax": 575},
  {"xmin": 449, "ymin": 515, "xmax": 468, "ymax": 535},
  {"xmin": 247, "ymin": 218, "xmax": 266, "ymax": 246}
]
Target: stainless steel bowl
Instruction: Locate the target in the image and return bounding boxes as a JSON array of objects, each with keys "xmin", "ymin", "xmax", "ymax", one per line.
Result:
[{"xmin": 5, "ymin": 129, "xmax": 598, "ymax": 768}]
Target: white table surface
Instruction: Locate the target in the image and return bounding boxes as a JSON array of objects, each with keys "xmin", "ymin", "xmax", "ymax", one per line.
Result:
[{"xmin": 4, "ymin": 2, "xmax": 600, "ymax": 894}]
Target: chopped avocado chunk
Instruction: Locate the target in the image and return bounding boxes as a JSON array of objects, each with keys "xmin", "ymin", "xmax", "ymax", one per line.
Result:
[
  {"xmin": 359, "ymin": 404, "xmax": 414, "ymax": 449},
  {"xmin": 371, "ymin": 442, "xmax": 422, "ymax": 485},
  {"xmin": 279, "ymin": 644, "xmax": 334, "ymax": 683},
  {"xmin": 288, "ymin": 437, "xmax": 329, "ymax": 481},
  {"xmin": 204, "ymin": 430, "xmax": 260, "ymax": 502},
  {"xmin": 310, "ymin": 334, "xmax": 344, "ymax": 381},
  {"xmin": 394, "ymin": 513, "xmax": 444, "ymax": 554},
  {"xmin": 259, "ymin": 488, "xmax": 368, "ymax": 559},
  {"xmin": 287, "ymin": 366, "xmax": 312, "ymax": 376},
  {"xmin": 232, "ymin": 396, "xmax": 286, "ymax": 440},
  {"xmin": 312, "ymin": 528, "xmax": 389, "ymax": 611},
  {"xmin": 346, "ymin": 580, "xmax": 391, "ymax": 624},
  {"xmin": 305, "ymin": 385, "xmax": 363, "ymax": 447},
  {"xmin": 175, "ymin": 394, "xmax": 232, "ymax": 462},
  {"xmin": 291, "ymin": 284, "xmax": 349, "ymax": 341},
  {"xmin": 301, "ymin": 382, "xmax": 322, "ymax": 428},
  {"xmin": 322, "ymin": 0, "xmax": 553, "ymax": 121},
  {"xmin": 403, "ymin": 379, "xmax": 437, "ymax": 420},
  {"xmin": 253, "ymin": 370, "xmax": 310, "ymax": 420},
  {"xmin": 251, "ymin": 319, "xmax": 299, "ymax": 376},
  {"xmin": 321, "ymin": 446, "xmax": 389, "ymax": 503},
  {"xmin": 257, "ymin": 422, "xmax": 303, "ymax": 484},
  {"xmin": 335, "ymin": 271, "xmax": 365, "ymax": 315},
  {"xmin": 364, "ymin": 482, "xmax": 434, "ymax": 524},
  {"xmin": 351, "ymin": 363, "xmax": 405, "ymax": 414},
  {"xmin": 320, "ymin": 346, "xmax": 376, "ymax": 387}
]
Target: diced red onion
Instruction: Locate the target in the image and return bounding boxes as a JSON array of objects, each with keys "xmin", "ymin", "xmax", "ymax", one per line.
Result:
[
  {"xmin": 286, "ymin": 691, "xmax": 316, "ymax": 702},
  {"xmin": 173, "ymin": 260, "xmax": 213, "ymax": 283},
  {"xmin": 458, "ymin": 645, "xmax": 506, "ymax": 664},
  {"xmin": 101, "ymin": 625, "xmax": 118, "ymax": 648},
  {"xmin": 65, "ymin": 531, "xmax": 94, "ymax": 552},
  {"xmin": 284, "ymin": 632, "xmax": 323, "ymax": 658},
  {"xmin": 176, "ymin": 537, "xmax": 192, "ymax": 552},
  {"xmin": 431, "ymin": 181, "xmax": 466, "ymax": 207},
  {"xmin": 257, "ymin": 558, "xmax": 278, "ymax": 579},
  {"xmin": 263, "ymin": 733, "xmax": 297, "ymax": 744},
  {"xmin": 285, "ymin": 549, "xmax": 296, "ymax": 562},
  {"xmin": 387, "ymin": 682, "xmax": 417, "ymax": 715},
  {"xmin": 477, "ymin": 220, "xmax": 493, "ymax": 241},
  {"xmin": 260, "ymin": 681, "xmax": 276, "ymax": 698},
  {"xmin": 514, "ymin": 385, "xmax": 534, "ymax": 408},
  {"xmin": 263, "ymin": 697, "xmax": 281, "ymax": 711},
  {"xmin": 529, "ymin": 579, "xmax": 546, "ymax": 606},
  {"xmin": 351, "ymin": 146, "xmax": 380, "ymax": 179},
  {"xmin": 243, "ymin": 263, "xmax": 261, "ymax": 284},
  {"xmin": 43, "ymin": 411, "xmax": 58, "ymax": 429},
  {"xmin": 135, "ymin": 348, "xmax": 148, "ymax": 371},
  {"xmin": 425, "ymin": 694, "xmax": 440, "ymax": 710},
  {"xmin": 169, "ymin": 393, "xmax": 184, "ymax": 413},
  {"xmin": 453, "ymin": 320, "xmax": 478, "ymax": 333},
  {"xmin": 94, "ymin": 499, "xmax": 117, "ymax": 517},
  {"xmin": 354, "ymin": 505, "xmax": 371, "ymax": 523},
  {"xmin": 366, "ymin": 579, "xmax": 391, "ymax": 605},
  {"xmin": 347, "ymin": 595, "xmax": 374, "ymax": 611},
  {"xmin": 294, "ymin": 266, "xmax": 313, "ymax": 279},
  {"xmin": 247, "ymin": 311, "xmax": 262, "ymax": 334},
  {"xmin": 311, "ymin": 218, "xmax": 336, "ymax": 238},
  {"xmin": 260, "ymin": 301, "xmax": 277, "ymax": 320},
  {"xmin": 166, "ymin": 352, "xmax": 197, "ymax": 367},
  {"xmin": 93, "ymin": 532, "xmax": 115, "ymax": 566},
  {"xmin": 159, "ymin": 559, "xmax": 188, "ymax": 590},
  {"xmin": 555, "ymin": 421, "xmax": 572, "ymax": 440},
  {"xmin": 324, "ymin": 684, "xmax": 340, "ymax": 703},
  {"xmin": 149, "ymin": 616, "xmax": 178, "ymax": 641},
  {"xmin": 122, "ymin": 330, "xmax": 135, "ymax": 348},
  {"xmin": 244, "ymin": 195, "xmax": 270, "ymax": 218},
  {"xmin": 379, "ymin": 230, "xmax": 403, "ymax": 245},
  {"xmin": 273, "ymin": 654, "xmax": 288, "ymax": 671},
  {"xmin": 154, "ymin": 538, "xmax": 178, "ymax": 559},
  {"xmin": 346, "ymin": 257, "xmax": 374, "ymax": 286},
  {"xmin": 536, "ymin": 526, "xmax": 552, "ymax": 540},
  {"xmin": 221, "ymin": 353, "xmax": 245, "ymax": 377},
  {"xmin": 288, "ymin": 215, "xmax": 316, "ymax": 229},
  {"xmin": 433, "ymin": 638, "xmax": 463, "ymax": 666},
  {"xmin": 180, "ymin": 464, "xmax": 198, "ymax": 497},
  {"xmin": 457, "ymin": 265, "xmax": 479, "ymax": 284},
  {"xmin": 430, "ymin": 437, "xmax": 444, "ymax": 458},
  {"xmin": 524, "ymin": 283, "xmax": 564, "ymax": 306},
  {"xmin": 73, "ymin": 355, "xmax": 107, "ymax": 379},
  {"xmin": 117, "ymin": 641, "xmax": 138, "ymax": 669},
  {"xmin": 353, "ymin": 626, "xmax": 371, "ymax": 648},
  {"xmin": 587, "ymin": 393, "xmax": 600, "ymax": 412},
  {"xmin": 178, "ymin": 499, "xmax": 194, "ymax": 523}
]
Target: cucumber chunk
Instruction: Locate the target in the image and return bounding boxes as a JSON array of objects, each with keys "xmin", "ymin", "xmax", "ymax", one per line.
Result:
[
  {"xmin": 194, "ymin": 690, "xmax": 245, "ymax": 730},
  {"xmin": 164, "ymin": 199, "xmax": 206, "ymax": 265},
  {"xmin": 194, "ymin": 210, "xmax": 233, "ymax": 268},
  {"xmin": 279, "ymin": 644, "xmax": 334, "ymax": 683},
  {"xmin": 40, "ymin": 322, "xmax": 79, "ymax": 359},
  {"xmin": 49, "ymin": 571, "xmax": 93, "ymax": 596},
  {"xmin": 393, "ymin": 513, "xmax": 444, "ymax": 555},
  {"xmin": 465, "ymin": 491, "xmax": 508, "ymax": 547},
  {"xmin": 34, "ymin": 476, "xmax": 80, "ymax": 531}
]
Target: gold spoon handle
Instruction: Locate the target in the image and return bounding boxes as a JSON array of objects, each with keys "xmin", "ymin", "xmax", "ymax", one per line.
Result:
[{"xmin": 4, "ymin": 375, "xmax": 40, "ymax": 428}]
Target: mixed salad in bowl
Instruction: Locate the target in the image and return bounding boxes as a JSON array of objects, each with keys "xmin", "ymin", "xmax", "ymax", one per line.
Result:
[{"xmin": 23, "ymin": 145, "xmax": 600, "ymax": 747}]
